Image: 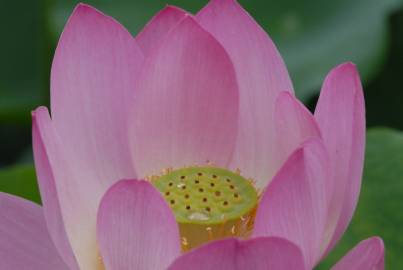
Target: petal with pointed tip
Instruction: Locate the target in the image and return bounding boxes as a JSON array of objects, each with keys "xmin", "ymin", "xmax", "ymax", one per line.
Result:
[
  {"xmin": 51, "ymin": 3, "xmax": 142, "ymax": 189},
  {"xmin": 135, "ymin": 6, "xmax": 187, "ymax": 55},
  {"xmin": 253, "ymin": 138, "xmax": 330, "ymax": 268},
  {"xmin": 331, "ymin": 237, "xmax": 384, "ymax": 270},
  {"xmin": 33, "ymin": 106, "xmax": 103, "ymax": 269},
  {"xmin": 197, "ymin": 0, "xmax": 293, "ymax": 187},
  {"xmin": 48, "ymin": 4, "xmax": 143, "ymax": 268},
  {"xmin": 32, "ymin": 108, "xmax": 78, "ymax": 270},
  {"xmin": 168, "ymin": 237, "xmax": 306, "ymax": 270},
  {"xmin": 0, "ymin": 193, "xmax": 69, "ymax": 270},
  {"xmin": 273, "ymin": 91, "xmax": 321, "ymax": 171},
  {"xmin": 129, "ymin": 17, "xmax": 239, "ymax": 177},
  {"xmin": 97, "ymin": 180, "xmax": 181, "ymax": 270},
  {"xmin": 314, "ymin": 63, "xmax": 365, "ymax": 255}
]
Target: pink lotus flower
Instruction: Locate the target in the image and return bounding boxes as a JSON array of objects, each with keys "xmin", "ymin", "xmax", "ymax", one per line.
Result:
[{"xmin": 0, "ymin": 1, "xmax": 384, "ymax": 269}]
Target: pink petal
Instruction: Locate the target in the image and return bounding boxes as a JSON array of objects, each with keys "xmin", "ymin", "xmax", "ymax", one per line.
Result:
[
  {"xmin": 97, "ymin": 180, "xmax": 181, "ymax": 270},
  {"xmin": 0, "ymin": 193, "xmax": 69, "ymax": 270},
  {"xmin": 33, "ymin": 107, "xmax": 103, "ymax": 269},
  {"xmin": 196, "ymin": 0, "xmax": 293, "ymax": 187},
  {"xmin": 253, "ymin": 138, "xmax": 330, "ymax": 268},
  {"xmin": 168, "ymin": 237, "xmax": 306, "ymax": 270},
  {"xmin": 331, "ymin": 237, "xmax": 384, "ymax": 270},
  {"xmin": 129, "ymin": 17, "xmax": 239, "ymax": 177},
  {"xmin": 314, "ymin": 63, "xmax": 366, "ymax": 255},
  {"xmin": 135, "ymin": 6, "xmax": 187, "ymax": 55},
  {"xmin": 32, "ymin": 108, "xmax": 78, "ymax": 270},
  {"xmin": 272, "ymin": 91, "xmax": 321, "ymax": 173},
  {"xmin": 51, "ymin": 3, "xmax": 142, "ymax": 188},
  {"xmin": 47, "ymin": 4, "xmax": 144, "ymax": 268}
]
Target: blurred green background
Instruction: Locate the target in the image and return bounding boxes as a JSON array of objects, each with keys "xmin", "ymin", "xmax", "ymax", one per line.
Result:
[{"xmin": 0, "ymin": 0, "xmax": 402, "ymax": 268}]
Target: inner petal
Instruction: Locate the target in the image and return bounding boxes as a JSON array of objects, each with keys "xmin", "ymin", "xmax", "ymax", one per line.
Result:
[{"xmin": 152, "ymin": 166, "xmax": 258, "ymax": 251}]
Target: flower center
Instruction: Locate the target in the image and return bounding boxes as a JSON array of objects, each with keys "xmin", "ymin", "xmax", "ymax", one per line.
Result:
[{"xmin": 152, "ymin": 166, "xmax": 258, "ymax": 252}]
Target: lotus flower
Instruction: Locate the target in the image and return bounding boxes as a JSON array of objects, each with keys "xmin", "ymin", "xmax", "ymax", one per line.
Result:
[{"xmin": 0, "ymin": 1, "xmax": 384, "ymax": 269}]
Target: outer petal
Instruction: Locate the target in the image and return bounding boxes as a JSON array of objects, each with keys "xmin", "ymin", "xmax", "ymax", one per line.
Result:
[
  {"xmin": 331, "ymin": 237, "xmax": 384, "ymax": 270},
  {"xmin": 32, "ymin": 109, "xmax": 78, "ymax": 270},
  {"xmin": 273, "ymin": 91, "xmax": 321, "ymax": 172},
  {"xmin": 97, "ymin": 180, "xmax": 181, "ymax": 270},
  {"xmin": 135, "ymin": 6, "xmax": 187, "ymax": 55},
  {"xmin": 314, "ymin": 63, "xmax": 366, "ymax": 255},
  {"xmin": 51, "ymin": 4, "xmax": 142, "ymax": 188},
  {"xmin": 168, "ymin": 237, "xmax": 306, "ymax": 270},
  {"xmin": 129, "ymin": 17, "xmax": 239, "ymax": 177},
  {"xmin": 253, "ymin": 138, "xmax": 330, "ymax": 268},
  {"xmin": 197, "ymin": 0, "xmax": 294, "ymax": 187},
  {"xmin": 48, "ymin": 4, "xmax": 143, "ymax": 269},
  {"xmin": 0, "ymin": 193, "xmax": 69, "ymax": 270},
  {"xmin": 34, "ymin": 107, "xmax": 104, "ymax": 269}
]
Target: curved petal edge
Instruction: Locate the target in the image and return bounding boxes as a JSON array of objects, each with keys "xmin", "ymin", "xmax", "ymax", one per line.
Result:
[
  {"xmin": 129, "ymin": 16, "xmax": 239, "ymax": 177},
  {"xmin": 97, "ymin": 179, "xmax": 181, "ymax": 270},
  {"xmin": 315, "ymin": 62, "xmax": 366, "ymax": 256},
  {"xmin": 168, "ymin": 237, "xmax": 306, "ymax": 270},
  {"xmin": 0, "ymin": 192, "xmax": 69, "ymax": 270},
  {"xmin": 253, "ymin": 138, "xmax": 331, "ymax": 268},
  {"xmin": 32, "ymin": 107, "xmax": 79, "ymax": 270},
  {"xmin": 197, "ymin": 0, "xmax": 294, "ymax": 187},
  {"xmin": 331, "ymin": 237, "xmax": 384, "ymax": 270}
]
